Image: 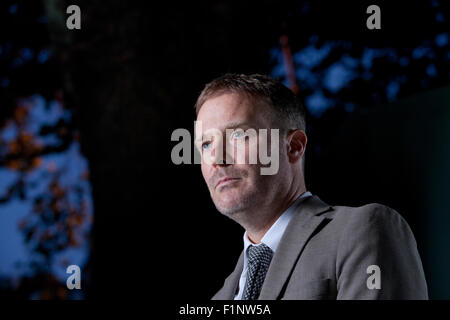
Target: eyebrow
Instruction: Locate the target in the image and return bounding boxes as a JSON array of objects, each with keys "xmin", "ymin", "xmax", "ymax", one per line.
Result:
[
  {"xmin": 223, "ymin": 121, "xmax": 251, "ymax": 130},
  {"xmin": 195, "ymin": 121, "xmax": 252, "ymax": 144}
]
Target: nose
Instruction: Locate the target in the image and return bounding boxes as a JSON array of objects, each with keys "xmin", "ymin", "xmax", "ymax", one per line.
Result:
[{"xmin": 209, "ymin": 137, "xmax": 233, "ymax": 168}]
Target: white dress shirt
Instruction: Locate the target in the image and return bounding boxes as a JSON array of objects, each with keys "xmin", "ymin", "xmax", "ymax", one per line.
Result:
[{"xmin": 234, "ymin": 191, "xmax": 313, "ymax": 300}]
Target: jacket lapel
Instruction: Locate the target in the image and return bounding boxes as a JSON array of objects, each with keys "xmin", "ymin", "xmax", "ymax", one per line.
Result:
[
  {"xmin": 212, "ymin": 251, "xmax": 244, "ymax": 300},
  {"xmin": 258, "ymin": 195, "xmax": 333, "ymax": 300}
]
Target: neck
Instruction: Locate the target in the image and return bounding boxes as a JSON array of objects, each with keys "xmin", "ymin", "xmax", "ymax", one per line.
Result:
[{"xmin": 245, "ymin": 185, "xmax": 306, "ymax": 244}]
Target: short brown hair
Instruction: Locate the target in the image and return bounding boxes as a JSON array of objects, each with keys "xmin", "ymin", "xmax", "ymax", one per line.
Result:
[{"xmin": 195, "ymin": 73, "xmax": 306, "ymax": 132}]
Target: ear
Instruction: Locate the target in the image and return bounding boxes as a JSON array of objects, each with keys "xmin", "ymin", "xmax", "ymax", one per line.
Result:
[{"xmin": 286, "ymin": 129, "xmax": 307, "ymax": 164}]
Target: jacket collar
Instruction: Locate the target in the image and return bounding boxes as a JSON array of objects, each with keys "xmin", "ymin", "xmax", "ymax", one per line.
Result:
[{"xmin": 258, "ymin": 195, "xmax": 332, "ymax": 299}]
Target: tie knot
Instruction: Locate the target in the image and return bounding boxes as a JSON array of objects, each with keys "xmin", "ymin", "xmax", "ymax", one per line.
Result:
[{"xmin": 247, "ymin": 243, "xmax": 273, "ymax": 266}]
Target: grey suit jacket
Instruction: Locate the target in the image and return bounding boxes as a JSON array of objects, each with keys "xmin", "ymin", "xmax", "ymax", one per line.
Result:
[{"xmin": 212, "ymin": 195, "xmax": 428, "ymax": 300}]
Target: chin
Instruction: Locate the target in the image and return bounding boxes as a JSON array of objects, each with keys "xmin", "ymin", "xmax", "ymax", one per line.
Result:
[
  {"xmin": 216, "ymin": 204, "xmax": 244, "ymax": 218},
  {"xmin": 214, "ymin": 193, "xmax": 254, "ymax": 217}
]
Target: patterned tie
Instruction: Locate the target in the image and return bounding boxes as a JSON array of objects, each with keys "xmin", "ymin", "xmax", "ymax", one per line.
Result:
[{"xmin": 242, "ymin": 243, "xmax": 274, "ymax": 300}]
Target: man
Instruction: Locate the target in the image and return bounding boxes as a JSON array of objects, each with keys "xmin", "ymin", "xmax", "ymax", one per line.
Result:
[{"xmin": 194, "ymin": 73, "xmax": 428, "ymax": 300}]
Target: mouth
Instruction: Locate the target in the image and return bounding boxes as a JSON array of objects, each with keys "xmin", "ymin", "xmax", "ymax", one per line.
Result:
[{"xmin": 215, "ymin": 177, "xmax": 241, "ymax": 189}]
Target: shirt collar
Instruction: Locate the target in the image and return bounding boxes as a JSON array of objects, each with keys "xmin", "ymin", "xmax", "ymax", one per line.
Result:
[{"xmin": 242, "ymin": 191, "xmax": 312, "ymax": 263}]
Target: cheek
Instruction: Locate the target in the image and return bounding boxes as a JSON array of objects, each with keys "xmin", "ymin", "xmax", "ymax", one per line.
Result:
[
  {"xmin": 201, "ymin": 163, "xmax": 217, "ymax": 190},
  {"xmin": 247, "ymin": 142, "xmax": 258, "ymax": 163},
  {"xmin": 200, "ymin": 163, "xmax": 210, "ymax": 182},
  {"xmin": 239, "ymin": 167, "xmax": 258, "ymax": 187},
  {"xmin": 235, "ymin": 138, "xmax": 258, "ymax": 165}
]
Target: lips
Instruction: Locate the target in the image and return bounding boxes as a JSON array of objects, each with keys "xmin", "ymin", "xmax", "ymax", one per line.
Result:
[{"xmin": 216, "ymin": 177, "xmax": 240, "ymax": 189}]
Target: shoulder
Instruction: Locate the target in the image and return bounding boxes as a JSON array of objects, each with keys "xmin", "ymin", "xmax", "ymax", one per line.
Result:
[
  {"xmin": 324, "ymin": 202, "xmax": 416, "ymax": 249},
  {"xmin": 326, "ymin": 202, "xmax": 417, "ymax": 252},
  {"xmin": 331, "ymin": 202, "xmax": 408, "ymax": 230}
]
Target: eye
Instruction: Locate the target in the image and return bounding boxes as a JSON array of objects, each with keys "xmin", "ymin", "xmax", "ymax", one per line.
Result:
[
  {"xmin": 202, "ymin": 141, "xmax": 211, "ymax": 150},
  {"xmin": 231, "ymin": 129, "xmax": 245, "ymax": 140}
]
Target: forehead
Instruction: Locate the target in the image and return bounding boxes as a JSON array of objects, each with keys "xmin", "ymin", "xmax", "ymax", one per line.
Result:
[{"xmin": 196, "ymin": 93, "xmax": 270, "ymax": 132}]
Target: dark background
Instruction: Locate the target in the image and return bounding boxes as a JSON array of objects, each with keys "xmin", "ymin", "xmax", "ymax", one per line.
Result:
[{"xmin": 0, "ymin": 0, "xmax": 449, "ymax": 300}]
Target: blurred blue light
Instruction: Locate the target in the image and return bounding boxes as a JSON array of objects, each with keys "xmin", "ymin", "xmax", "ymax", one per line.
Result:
[
  {"xmin": 20, "ymin": 47, "xmax": 34, "ymax": 61},
  {"xmin": 386, "ymin": 80, "xmax": 400, "ymax": 101},
  {"xmin": 294, "ymin": 43, "xmax": 333, "ymax": 68},
  {"xmin": 9, "ymin": 4, "xmax": 18, "ymax": 15},
  {"xmin": 306, "ymin": 90, "xmax": 332, "ymax": 117},
  {"xmin": 427, "ymin": 64, "xmax": 438, "ymax": 77},
  {"xmin": 435, "ymin": 12, "xmax": 444, "ymax": 23},
  {"xmin": 399, "ymin": 56, "xmax": 410, "ymax": 67},
  {"xmin": 37, "ymin": 49, "xmax": 52, "ymax": 64},
  {"xmin": 323, "ymin": 62, "xmax": 356, "ymax": 93},
  {"xmin": 412, "ymin": 46, "xmax": 430, "ymax": 59},
  {"xmin": 435, "ymin": 33, "xmax": 449, "ymax": 47}
]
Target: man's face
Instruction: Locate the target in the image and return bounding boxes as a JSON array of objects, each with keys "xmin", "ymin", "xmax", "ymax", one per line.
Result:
[{"xmin": 195, "ymin": 93, "xmax": 287, "ymax": 218}]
